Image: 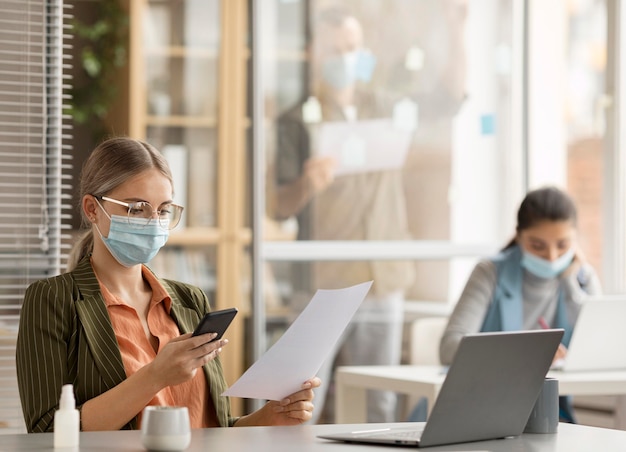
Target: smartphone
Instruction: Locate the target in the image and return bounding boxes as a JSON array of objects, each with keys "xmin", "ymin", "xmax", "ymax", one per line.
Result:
[{"xmin": 192, "ymin": 307, "xmax": 238, "ymax": 339}]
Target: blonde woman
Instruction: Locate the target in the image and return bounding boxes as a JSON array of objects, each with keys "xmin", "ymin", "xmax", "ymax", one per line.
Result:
[{"xmin": 17, "ymin": 137, "xmax": 320, "ymax": 432}]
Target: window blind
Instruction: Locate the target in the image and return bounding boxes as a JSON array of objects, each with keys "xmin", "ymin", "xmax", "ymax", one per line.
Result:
[{"xmin": 0, "ymin": 0, "xmax": 72, "ymax": 434}]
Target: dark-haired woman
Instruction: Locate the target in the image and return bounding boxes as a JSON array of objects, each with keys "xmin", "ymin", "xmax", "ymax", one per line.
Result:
[{"xmin": 439, "ymin": 186, "xmax": 601, "ymax": 422}]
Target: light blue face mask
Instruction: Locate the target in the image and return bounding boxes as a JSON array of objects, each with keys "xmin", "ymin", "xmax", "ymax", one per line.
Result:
[
  {"xmin": 322, "ymin": 49, "xmax": 377, "ymax": 89},
  {"xmin": 521, "ymin": 247, "xmax": 575, "ymax": 279},
  {"xmin": 95, "ymin": 214, "xmax": 169, "ymax": 267}
]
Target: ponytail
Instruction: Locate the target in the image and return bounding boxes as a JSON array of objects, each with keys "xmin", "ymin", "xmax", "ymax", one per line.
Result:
[
  {"xmin": 66, "ymin": 230, "xmax": 94, "ymax": 272},
  {"xmin": 66, "ymin": 137, "xmax": 173, "ymax": 272}
]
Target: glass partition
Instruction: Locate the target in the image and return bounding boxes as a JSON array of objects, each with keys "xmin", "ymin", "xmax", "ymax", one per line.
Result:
[
  {"xmin": 261, "ymin": 0, "xmax": 522, "ymax": 313},
  {"xmin": 252, "ymin": 4, "xmax": 525, "ymax": 422}
]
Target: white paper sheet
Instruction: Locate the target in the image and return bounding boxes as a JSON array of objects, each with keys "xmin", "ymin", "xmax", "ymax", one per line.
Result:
[
  {"xmin": 317, "ymin": 119, "xmax": 413, "ymax": 176},
  {"xmin": 222, "ymin": 280, "xmax": 373, "ymax": 401}
]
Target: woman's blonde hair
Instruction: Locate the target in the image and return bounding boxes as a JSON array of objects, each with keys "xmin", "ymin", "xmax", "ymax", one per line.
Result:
[{"xmin": 67, "ymin": 137, "xmax": 173, "ymax": 271}]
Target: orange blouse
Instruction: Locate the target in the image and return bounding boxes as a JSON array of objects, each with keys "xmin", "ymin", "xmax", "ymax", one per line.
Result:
[{"xmin": 96, "ymin": 265, "xmax": 220, "ymax": 428}]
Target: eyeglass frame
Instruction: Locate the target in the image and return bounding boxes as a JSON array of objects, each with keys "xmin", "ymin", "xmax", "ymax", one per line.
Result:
[{"xmin": 94, "ymin": 195, "xmax": 185, "ymax": 230}]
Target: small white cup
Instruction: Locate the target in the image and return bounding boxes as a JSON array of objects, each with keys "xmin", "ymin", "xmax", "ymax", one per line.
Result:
[{"xmin": 141, "ymin": 406, "xmax": 191, "ymax": 451}]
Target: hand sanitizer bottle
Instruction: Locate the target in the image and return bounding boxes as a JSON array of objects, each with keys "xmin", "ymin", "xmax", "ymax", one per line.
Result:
[{"xmin": 54, "ymin": 384, "xmax": 79, "ymax": 448}]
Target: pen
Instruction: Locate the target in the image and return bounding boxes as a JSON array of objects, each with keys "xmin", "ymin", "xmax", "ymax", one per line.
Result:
[{"xmin": 537, "ymin": 317, "xmax": 550, "ymax": 330}]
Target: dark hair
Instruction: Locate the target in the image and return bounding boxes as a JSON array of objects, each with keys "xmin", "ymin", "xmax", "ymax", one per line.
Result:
[{"xmin": 503, "ymin": 186, "xmax": 578, "ymax": 250}]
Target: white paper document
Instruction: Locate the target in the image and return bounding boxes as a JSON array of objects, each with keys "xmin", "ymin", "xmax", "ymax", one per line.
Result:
[
  {"xmin": 317, "ymin": 119, "xmax": 413, "ymax": 176},
  {"xmin": 222, "ymin": 280, "xmax": 373, "ymax": 401}
]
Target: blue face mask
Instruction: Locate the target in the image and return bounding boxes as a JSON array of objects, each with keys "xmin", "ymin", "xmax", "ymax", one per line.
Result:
[
  {"xmin": 322, "ymin": 49, "xmax": 377, "ymax": 89},
  {"xmin": 95, "ymin": 214, "xmax": 169, "ymax": 267},
  {"xmin": 521, "ymin": 247, "xmax": 575, "ymax": 279}
]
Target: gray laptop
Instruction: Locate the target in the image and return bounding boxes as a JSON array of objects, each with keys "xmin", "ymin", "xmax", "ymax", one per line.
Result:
[
  {"xmin": 554, "ymin": 296, "xmax": 626, "ymax": 372},
  {"xmin": 318, "ymin": 329, "xmax": 563, "ymax": 448}
]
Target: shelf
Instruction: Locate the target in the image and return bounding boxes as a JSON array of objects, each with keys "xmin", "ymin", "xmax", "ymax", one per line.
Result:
[
  {"xmin": 167, "ymin": 227, "xmax": 221, "ymax": 246},
  {"xmin": 147, "ymin": 116, "xmax": 249, "ymax": 128},
  {"xmin": 146, "ymin": 115, "xmax": 217, "ymax": 127},
  {"xmin": 275, "ymin": 49, "xmax": 307, "ymax": 61},
  {"xmin": 167, "ymin": 227, "xmax": 252, "ymax": 246},
  {"xmin": 166, "ymin": 224, "xmax": 295, "ymax": 247},
  {"xmin": 146, "ymin": 46, "xmax": 219, "ymax": 59}
]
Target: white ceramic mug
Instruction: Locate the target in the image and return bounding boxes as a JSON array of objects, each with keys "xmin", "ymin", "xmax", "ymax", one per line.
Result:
[{"xmin": 141, "ymin": 406, "xmax": 191, "ymax": 451}]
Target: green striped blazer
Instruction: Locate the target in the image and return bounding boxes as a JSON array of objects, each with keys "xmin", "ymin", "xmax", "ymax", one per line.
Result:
[{"xmin": 16, "ymin": 256, "xmax": 235, "ymax": 432}]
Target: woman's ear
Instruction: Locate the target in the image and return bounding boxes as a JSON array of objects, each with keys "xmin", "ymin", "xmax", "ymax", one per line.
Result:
[{"xmin": 82, "ymin": 195, "xmax": 98, "ymax": 222}]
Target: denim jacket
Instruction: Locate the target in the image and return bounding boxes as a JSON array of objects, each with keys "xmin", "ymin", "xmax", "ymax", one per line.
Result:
[{"xmin": 480, "ymin": 246, "xmax": 573, "ymax": 346}]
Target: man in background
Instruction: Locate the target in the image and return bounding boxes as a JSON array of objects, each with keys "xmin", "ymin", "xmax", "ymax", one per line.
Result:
[{"xmin": 271, "ymin": 7, "xmax": 415, "ymax": 423}]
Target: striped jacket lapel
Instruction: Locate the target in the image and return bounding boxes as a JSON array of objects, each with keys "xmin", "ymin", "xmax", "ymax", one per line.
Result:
[
  {"xmin": 166, "ymin": 289, "xmax": 200, "ymax": 335},
  {"xmin": 72, "ymin": 258, "xmax": 128, "ymax": 391}
]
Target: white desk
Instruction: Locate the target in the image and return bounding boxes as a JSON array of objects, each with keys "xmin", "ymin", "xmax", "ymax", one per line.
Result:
[
  {"xmin": 335, "ymin": 364, "xmax": 626, "ymax": 423},
  {"xmin": 1, "ymin": 422, "xmax": 626, "ymax": 451}
]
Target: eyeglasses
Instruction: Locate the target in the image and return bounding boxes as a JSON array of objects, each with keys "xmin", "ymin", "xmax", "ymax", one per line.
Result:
[{"xmin": 96, "ymin": 195, "xmax": 184, "ymax": 230}]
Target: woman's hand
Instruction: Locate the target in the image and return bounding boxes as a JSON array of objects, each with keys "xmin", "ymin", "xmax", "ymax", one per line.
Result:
[
  {"xmin": 81, "ymin": 333, "xmax": 228, "ymax": 431},
  {"xmin": 148, "ymin": 333, "xmax": 228, "ymax": 390},
  {"xmin": 561, "ymin": 248, "xmax": 586, "ymax": 279},
  {"xmin": 234, "ymin": 377, "xmax": 322, "ymax": 427}
]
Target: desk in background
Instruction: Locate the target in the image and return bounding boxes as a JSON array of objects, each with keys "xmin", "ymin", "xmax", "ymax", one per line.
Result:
[
  {"xmin": 2, "ymin": 422, "xmax": 626, "ymax": 451},
  {"xmin": 335, "ymin": 365, "xmax": 626, "ymax": 423}
]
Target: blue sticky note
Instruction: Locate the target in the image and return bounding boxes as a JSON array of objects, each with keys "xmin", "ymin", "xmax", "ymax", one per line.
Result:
[{"xmin": 480, "ymin": 114, "xmax": 496, "ymax": 135}]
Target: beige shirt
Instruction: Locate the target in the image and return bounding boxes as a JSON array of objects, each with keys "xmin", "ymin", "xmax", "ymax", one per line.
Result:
[{"xmin": 276, "ymin": 90, "xmax": 415, "ymax": 295}]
